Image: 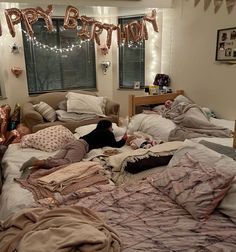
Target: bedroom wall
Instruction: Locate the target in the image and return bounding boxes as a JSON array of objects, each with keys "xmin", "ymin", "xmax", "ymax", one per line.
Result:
[
  {"xmin": 0, "ymin": 1, "xmax": 173, "ymax": 118},
  {"xmin": 170, "ymin": 0, "xmax": 236, "ymax": 120}
]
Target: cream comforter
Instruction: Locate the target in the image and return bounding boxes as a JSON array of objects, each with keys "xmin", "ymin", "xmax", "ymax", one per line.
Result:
[{"xmin": 0, "ymin": 206, "xmax": 121, "ymax": 252}]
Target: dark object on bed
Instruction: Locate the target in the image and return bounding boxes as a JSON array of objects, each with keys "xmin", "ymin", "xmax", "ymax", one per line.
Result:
[
  {"xmin": 125, "ymin": 155, "xmax": 173, "ymax": 174},
  {"xmin": 200, "ymin": 140, "xmax": 236, "ymax": 161}
]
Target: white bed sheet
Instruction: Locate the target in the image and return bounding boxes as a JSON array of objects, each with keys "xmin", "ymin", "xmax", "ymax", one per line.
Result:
[
  {"xmin": 0, "ymin": 116, "xmax": 234, "ymax": 220},
  {"xmin": 128, "ymin": 113, "xmax": 234, "ymax": 147},
  {"xmin": 0, "ymin": 144, "xmax": 58, "ymax": 220},
  {"xmin": 189, "ymin": 118, "xmax": 234, "ymax": 147}
]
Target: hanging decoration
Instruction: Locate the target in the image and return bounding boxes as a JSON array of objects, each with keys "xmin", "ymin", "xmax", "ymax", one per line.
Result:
[
  {"xmin": 194, "ymin": 0, "xmax": 236, "ymax": 13},
  {"xmin": 226, "ymin": 0, "xmax": 236, "ymax": 13},
  {"xmin": 102, "ymin": 23, "xmax": 117, "ymax": 49},
  {"xmin": 143, "ymin": 9, "xmax": 158, "ymax": 32},
  {"xmin": 204, "ymin": 0, "xmax": 212, "ymax": 10},
  {"xmin": 10, "ymin": 42, "xmax": 21, "ymax": 54},
  {"xmin": 1, "ymin": 5, "xmax": 159, "ymax": 51},
  {"xmin": 21, "ymin": 8, "xmax": 38, "ymax": 37},
  {"xmin": 100, "ymin": 44, "xmax": 109, "ymax": 55},
  {"xmin": 214, "ymin": 0, "xmax": 224, "ymax": 13},
  {"xmin": 36, "ymin": 5, "xmax": 54, "ymax": 32},
  {"xmin": 194, "ymin": 0, "xmax": 201, "ymax": 6},
  {"xmin": 91, "ymin": 21, "xmax": 103, "ymax": 45},
  {"xmin": 11, "ymin": 67, "xmax": 23, "ymax": 78},
  {"xmin": 4, "ymin": 8, "xmax": 22, "ymax": 37},
  {"xmin": 22, "ymin": 29, "xmax": 87, "ymax": 53}
]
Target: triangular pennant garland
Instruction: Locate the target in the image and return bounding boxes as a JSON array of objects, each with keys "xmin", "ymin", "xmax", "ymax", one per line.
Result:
[
  {"xmin": 204, "ymin": 0, "xmax": 212, "ymax": 10},
  {"xmin": 226, "ymin": 0, "xmax": 236, "ymax": 13},
  {"xmin": 214, "ymin": 0, "xmax": 224, "ymax": 13},
  {"xmin": 194, "ymin": 0, "xmax": 236, "ymax": 13},
  {"xmin": 194, "ymin": 0, "xmax": 201, "ymax": 7}
]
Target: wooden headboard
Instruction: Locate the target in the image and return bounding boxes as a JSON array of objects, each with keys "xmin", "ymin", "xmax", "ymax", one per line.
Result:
[{"xmin": 128, "ymin": 90, "xmax": 184, "ymax": 117}]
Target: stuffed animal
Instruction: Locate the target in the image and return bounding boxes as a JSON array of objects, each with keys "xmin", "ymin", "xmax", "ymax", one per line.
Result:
[{"xmin": 129, "ymin": 137, "xmax": 158, "ymax": 150}]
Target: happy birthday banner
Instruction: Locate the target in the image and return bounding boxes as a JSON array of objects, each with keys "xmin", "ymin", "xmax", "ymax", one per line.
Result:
[{"xmin": 0, "ymin": 5, "xmax": 158, "ymax": 49}]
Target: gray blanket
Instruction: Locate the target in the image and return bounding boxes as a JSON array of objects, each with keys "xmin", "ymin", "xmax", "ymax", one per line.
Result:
[{"xmin": 162, "ymin": 101, "xmax": 233, "ymax": 141}]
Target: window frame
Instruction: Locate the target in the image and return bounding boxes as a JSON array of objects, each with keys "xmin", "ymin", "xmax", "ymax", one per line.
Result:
[
  {"xmin": 118, "ymin": 15, "xmax": 145, "ymax": 90},
  {"xmin": 22, "ymin": 18, "xmax": 97, "ymax": 95}
]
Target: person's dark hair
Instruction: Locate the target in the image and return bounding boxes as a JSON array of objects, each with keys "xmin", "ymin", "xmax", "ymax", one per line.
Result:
[{"xmin": 96, "ymin": 120, "xmax": 112, "ymax": 130}]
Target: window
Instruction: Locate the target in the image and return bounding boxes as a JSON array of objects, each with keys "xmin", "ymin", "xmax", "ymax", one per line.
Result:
[
  {"xmin": 118, "ymin": 15, "xmax": 145, "ymax": 89},
  {"xmin": 22, "ymin": 19, "xmax": 96, "ymax": 94}
]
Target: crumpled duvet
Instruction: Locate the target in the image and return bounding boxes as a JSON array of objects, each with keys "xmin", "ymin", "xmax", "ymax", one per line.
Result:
[
  {"xmin": 162, "ymin": 101, "xmax": 233, "ymax": 141},
  {"xmin": 0, "ymin": 205, "xmax": 121, "ymax": 252}
]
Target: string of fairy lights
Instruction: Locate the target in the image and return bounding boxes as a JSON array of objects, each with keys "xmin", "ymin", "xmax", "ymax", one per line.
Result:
[
  {"xmin": 22, "ymin": 29, "xmax": 144, "ymax": 54},
  {"xmin": 22, "ymin": 29, "xmax": 88, "ymax": 53}
]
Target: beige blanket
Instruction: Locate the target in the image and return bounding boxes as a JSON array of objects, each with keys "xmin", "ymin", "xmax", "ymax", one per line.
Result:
[
  {"xmin": 37, "ymin": 161, "xmax": 102, "ymax": 192},
  {"xmin": 0, "ymin": 206, "xmax": 121, "ymax": 252},
  {"xmin": 15, "ymin": 162, "xmax": 110, "ymax": 202}
]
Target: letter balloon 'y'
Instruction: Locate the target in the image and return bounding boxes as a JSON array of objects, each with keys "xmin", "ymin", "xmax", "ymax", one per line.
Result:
[{"xmin": 36, "ymin": 5, "xmax": 54, "ymax": 32}]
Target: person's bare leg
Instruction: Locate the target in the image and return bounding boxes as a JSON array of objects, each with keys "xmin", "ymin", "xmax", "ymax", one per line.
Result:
[
  {"xmin": 20, "ymin": 158, "xmax": 46, "ymax": 179},
  {"xmin": 20, "ymin": 157, "xmax": 46, "ymax": 171}
]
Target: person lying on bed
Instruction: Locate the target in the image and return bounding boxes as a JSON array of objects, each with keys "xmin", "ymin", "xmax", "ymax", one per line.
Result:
[{"xmin": 20, "ymin": 120, "xmax": 135, "ymax": 178}]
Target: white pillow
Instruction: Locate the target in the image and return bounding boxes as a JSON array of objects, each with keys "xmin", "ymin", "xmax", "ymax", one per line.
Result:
[
  {"xmin": 33, "ymin": 101, "xmax": 57, "ymax": 122},
  {"xmin": 56, "ymin": 110, "xmax": 97, "ymax": 122},
  {"xmin": 75, "ymin": 123, "xmax": 126, "ymax": 140},
  {"xmin": 128, "ymin": 113, "xmax": 176, "ymax": 142},
  {"xmin": 21, "ymin": 125, "xmax": 76, "ymax": 152},
  {"xmin": 169, "ymin": 139, "xmax": 236, "ymax": 175},
  {"xmin": 66, "ymin": 92, "xmax": 106, "ymax": 116}
]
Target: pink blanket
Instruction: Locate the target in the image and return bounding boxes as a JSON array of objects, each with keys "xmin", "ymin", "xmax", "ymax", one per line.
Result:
[{"xmin": 76, "ymin": 177, "xmax": 236, "ymax": 251}]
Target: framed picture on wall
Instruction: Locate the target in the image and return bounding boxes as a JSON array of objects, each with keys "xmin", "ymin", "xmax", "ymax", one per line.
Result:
[{"xmin": 215, "ymin": 27, "xmax": 236, "ymax": 61}]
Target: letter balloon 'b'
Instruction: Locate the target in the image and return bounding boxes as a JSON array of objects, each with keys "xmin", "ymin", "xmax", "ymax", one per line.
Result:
[{"xmin": 64, "ymin": 5, "xmax": 79, "ymax": 30}]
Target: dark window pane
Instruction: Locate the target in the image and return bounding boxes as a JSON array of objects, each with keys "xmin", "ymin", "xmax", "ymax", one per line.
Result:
[
  {"xmin": 22, "ymin": 19, "xmax": 96, "ymax": 94},
  {"xmin": 118, "ymin": 16, "xmax": 145, "ymax": 89}
]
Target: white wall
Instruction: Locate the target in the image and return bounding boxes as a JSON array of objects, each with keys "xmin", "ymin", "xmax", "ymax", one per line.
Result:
[
  {"xmin": 0, "ymin": 2, "xmax": 172, "ymax": 117},
  {"xmin": 171, "ymin": 0, "xmax": 236, "ymax": 120}
]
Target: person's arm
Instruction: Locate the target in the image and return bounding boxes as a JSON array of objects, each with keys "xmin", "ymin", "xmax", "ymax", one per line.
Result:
[
  {"xmin": 107, "ymin": 132, "xmax": 137, "ymax": 148},
  {"xmin": 107, "ymin": 131, "xmax": 126, "ymax": 148}
]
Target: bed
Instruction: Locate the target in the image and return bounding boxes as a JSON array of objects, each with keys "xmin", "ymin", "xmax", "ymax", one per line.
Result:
[
  {"xmin": 2, "ymin": 139, "xmax": 236, "ymax": 250},
  {"xmin": 128, "ymin": 90, "xmax": 235, "ymax": 148},
  {"xmin": 2, "ymin": 100, "xmax": 236, "ymax": 250}
]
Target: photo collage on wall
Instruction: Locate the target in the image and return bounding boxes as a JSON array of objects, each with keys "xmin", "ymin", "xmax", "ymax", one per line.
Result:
[{"xmin": 216, "ymin": 27, "xmax": 236, "ymax": 61}]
